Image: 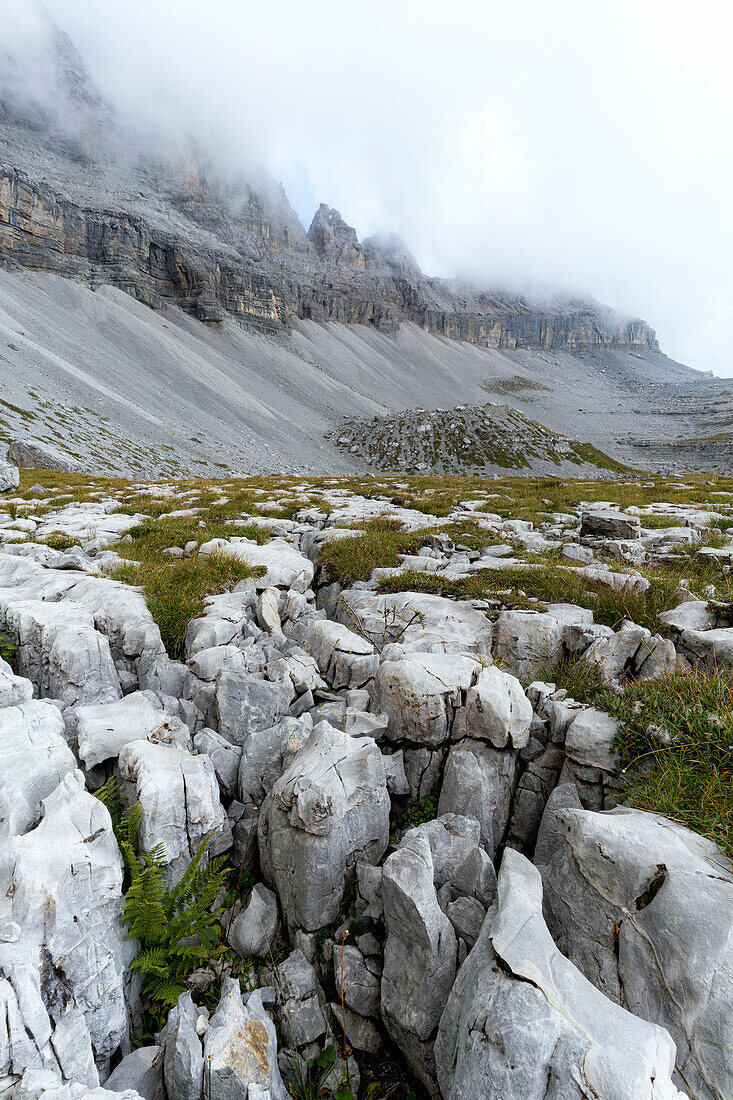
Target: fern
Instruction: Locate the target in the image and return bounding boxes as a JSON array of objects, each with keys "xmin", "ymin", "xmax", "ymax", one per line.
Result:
[{"xmin": 93, "ymin": 777, "xmax": 229, "ymax": 1032}]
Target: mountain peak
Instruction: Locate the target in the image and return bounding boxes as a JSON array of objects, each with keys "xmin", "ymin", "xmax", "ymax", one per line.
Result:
[{"xmin": 307, "ymin": 204, "xmax": 366, "ymax": 269}]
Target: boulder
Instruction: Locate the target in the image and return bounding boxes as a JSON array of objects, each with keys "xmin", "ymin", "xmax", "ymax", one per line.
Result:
[
  {"xmin": 8, "ymin": 439, "xmax": 82, "ymax": 473},
  {"xmin": 274, "ymin": 950, "xmax": 327, "ymax": 1048},
  {"xmin": 0, "ymin": 950, "xmax": 97, "ymax": 1087},
  {"xmin": 580, "ymin": 508, "xmax": 642, "ymax": 539},
  {"xmin": 0, "ymin": 445, "xmax": 20, "ymax": 492},
  {"xmin": 163, "ymin": 993, "xmax": 205, "ymax": 1100},
  {"xmin": 541, "ymin": 805, "xmax": 733, "ymax": 1100},
  {"xmin": 0, "ymin": 771, "xmax": 129, "ymax": 1059},
  {"xmin": 492, "ymin": 607, "xmax": 592, "ymax": 679},
  {"xmin": 75, "ymin": 692, "xmax": 191, "ymax": 769},
  {"xmin": 104, "ymin": 1046, "xmax": 165, "ymax": 1100},
  {"xmin": 186, "ymin": 644, "xmax": 247, "ymax": 682},
  {"xmin": 333, "ymin": 944, "xmax": 381, "ymax": 1018},
  {"xmin": 192, "ymin": 727, "xmax": 241, "ymax": 797},
  {"xmin": 0, "ymin": 600, "xmax": 121, "ymax": 706},
  {"xmin": 438, "ymin": 742, "xmax": 516, "ymax": 854},
  {"xmin": 573, "ymin": 563, "xmax": 650, "ymax": 598},
  {"xmin": 452, "ymin": 664, "xmax": 532, "ymax": 749},
  {"xmin": 185, "ymin": 588, "xmax": 256, "ymax": 656},
  {"xmin": 237, "ymin": 716, "xmax": 311, "ymax": 809},
  {"xmin": 583, "ymin": 622, "xmax": 675, "ymax": 686},
  {"xmin": 228, "ymin": 884, "xmax": 279, "ymax": 959},
  {"xmin": 435, "ymin": 848, "xmax": 685, "ymax": 1100},
  {"xmin": 374, "ymin": 653, "xmax": 478, "ymax": 748},
  {"xmin": 659, "ymin": 600, "xmax": 716, "ymax": 636},
  {"xmin": 256, "ymin": 587, "xmax": 285, "ymax": 638},
  {"xmin": 335, "ymin": 589, "xmax": 493, "ymax": 654},
  {"xmin": 215, "ymin": 670, "xmax": 294, "ymax": 745},
  {"xmin": 259, "ymin": 722, "xmax": 390, "ymax": 930},
  {"xmin": 0, "ymin": 653, "xmax": 33, "ymax": 707},
  {"xmin": 301, "ymin": 619, "xmax": 378, "ymax": 690},
  {"xmin": 0, "ymin": 700, "xmax": 76, "ymax": 841},
  {"xmin": 381, "ymin": 828, "xmax": 457, "ymax": 1093},
  {"xmin": 204, "ymin": 980, "xmax": 286, "ymax": 1100},
  {"xmin": 118, "ymin": 741, "xmax": 227, "ymax": 882},
  {"xmin": 677, "ymin": 627, "xmax": 733, "ymax": 670}
]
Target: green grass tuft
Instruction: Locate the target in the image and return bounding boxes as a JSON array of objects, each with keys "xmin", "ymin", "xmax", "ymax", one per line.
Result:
[
  {"xmin": 543, "ymin": 659, "xmax": 733, "ymax": 859},
  {"xmin": 113, "ymin": 551, "xmax": 264, "ymax": 659}
]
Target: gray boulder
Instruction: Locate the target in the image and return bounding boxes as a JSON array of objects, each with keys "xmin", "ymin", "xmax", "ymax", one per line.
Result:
[
  {"xmin": 215, "ymin": 670, "xmax": 294, "ymax": 745},
  {"xmin": 677, "ymin": 627, "xmax": 733, "ymax": 671},
  {"xmin": 301, "ymin": 618, "xmax": 379, "ymax": 689},
  {"xmin": 0, "ymin": 770, "xmax": 129, "ymax": 1059},
  {"xmin": 237, "ymin": 716, "xmax": 311, "ymax": 809},
  {"xmin": 583, "ymin": 622, "xmax": 676, "ymax": 686},
  {"xmin": 435, "ymin": 848, "xmax": 685, "ymax": 1100},
  {"xmin": 0, "ymin": 653, "xmax": 33, "ymax": 707},
  {"xmin": 75, "ymin": 692, "xmax": 191, "ymax": 769},
  {"xmin": 333, "ymin": 944, "xmax": 380, "ymax": 1018},
  {"xmin": 8, "ymin": 439, "xmax": 82, "ymax": 472},
  {"xmin": 0, "ymin": 700, "xmax": 76, "ymax": 841},
  {"xmin": 204, "ymin": 980, "xmax": 286, "ymax": 1100},
  {"xmin": 105, "ymin": 1046, "xmax": 165, "ymax": 1099},
  {"xmin": 492, "ymin": 606, "xmax": 592, "ymax": 679},
  {"xmin": 193, "ymin": 727, "xmax": 241, "ymax": 797},
  {"xmin": 0, "ymin": 600, "xmax": 121, "ymax": 706},
  {"xmin": 541, "ymin": 805, "xmax": 733, "ymax": 1100},
  {"xmin": 228, "ymin": 883, "xmax": 279, "ymax": 959},
  {"xmin": 259, "ymin": 722, "xmax": 389, "ymax": 931},
  {"xmin": 118, "ymin": 740, "xmax": 228, "ymax": 883},
  {"xmin": 164, "ymin": 993, "xmax": 205, "ymax": 1100},
  {"xmin": 0, "ymin": 951, "xmax": 98, "ymax": 1087},
  {"xmin": 374, "ymin": 653, "xmax": 479, "ymax": 747},
  {"xmin": 451, "ymin": 663, "xmax": 532, "ymax": 749},
  {"xmin": 438, "ymin": 742, "xmax": 516, "ymax": 854},
  {"xmin": 380, "ymin": 825, "xmax": 459, "ymax": 1093},
  {"xmin": 0, "ymin": 445, "xmax": 20, "ymax": 492},
  {"xmin": 581, "ymin": 508, "xmax": 642, "ymax": 539}
]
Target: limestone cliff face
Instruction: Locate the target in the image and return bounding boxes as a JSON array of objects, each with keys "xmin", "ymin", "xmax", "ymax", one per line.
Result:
[
  {"xmin": 0, "ymin": 167, "xmax": 286, "ymax": 332},
  {"xmin": 0, "ymin": 23, "xmax": 658, "ymax": 353}
]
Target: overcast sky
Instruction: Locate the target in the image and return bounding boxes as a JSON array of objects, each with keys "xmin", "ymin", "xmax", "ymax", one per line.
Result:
[{"xmin": 18, "ymin": 1, "xmax": 733, "ymax": 373}]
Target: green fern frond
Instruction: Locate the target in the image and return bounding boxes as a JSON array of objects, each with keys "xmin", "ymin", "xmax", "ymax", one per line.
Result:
[
  {"xmin": 129, "ymin": 946, "xmax": 170, "ymax": 974},
  {"xmin": 144, "ymin": 975, "xmax": 188, "ymax": 1007},
  {"xmin": 93, "ymin": 776, "xmax": 124, "ymax": 825},
  {"xmin": 113, "ymin": 805, "xmax": 232, "ymax": 1030}
]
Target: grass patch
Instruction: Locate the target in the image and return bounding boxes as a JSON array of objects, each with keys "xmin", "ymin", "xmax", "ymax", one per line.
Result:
[
  {"xmin": 319, "ymin": 517, "xmax": 497, "ymax": 585},
  {"xmin": 568, "ymin": 442, "xmax": 633, "ymax": 473},
  {"xmin": 113, "ymin": 551, "xmax": 264, "ymax": 659},
  {"xmin": 543, "ymin": 659, "xmax": 733, "ymax": 859},
  {"xmin": 481, "ymin": 375, "xmax": 551, "ymax": 395},
  {"xmin": 378, "ymin": 565, "xmax": 676, "ymax": 631},
  {"xmin": 41, "ymin": 531, "xmax": 82, "ymax": 551}
]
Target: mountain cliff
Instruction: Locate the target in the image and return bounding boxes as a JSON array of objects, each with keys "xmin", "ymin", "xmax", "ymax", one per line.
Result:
[{"xmin": 0, "ymin": 17, "xmax": 657, "ymax": 354}]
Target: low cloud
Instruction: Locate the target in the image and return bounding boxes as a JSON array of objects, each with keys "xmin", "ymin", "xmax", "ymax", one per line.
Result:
[{"xmin": 5, "ymin": 0, "xmax": 733, "ymax": 374}]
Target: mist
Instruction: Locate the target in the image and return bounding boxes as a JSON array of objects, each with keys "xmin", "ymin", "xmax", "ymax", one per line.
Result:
[{"xmin": 6, "ymin": 0, "xmax": 733, "ymax": 375}]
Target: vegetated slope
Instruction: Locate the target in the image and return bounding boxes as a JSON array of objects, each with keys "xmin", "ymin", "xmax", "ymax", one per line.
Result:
[{"xmin": 328, "ymin": 404, "xmax": 630, "ymax": 475}]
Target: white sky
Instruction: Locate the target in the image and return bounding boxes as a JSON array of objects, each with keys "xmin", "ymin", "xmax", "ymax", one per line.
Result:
[{"xmin": 21, "ymin": 1, "xmax": 733, "ymax": 373}]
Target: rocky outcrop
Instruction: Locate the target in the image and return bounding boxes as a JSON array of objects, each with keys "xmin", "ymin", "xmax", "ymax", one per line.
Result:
[
  {"xmin": 4, "ymin": 479, "xmax": 733, "ymax": 1099},
  {"xmin": 538, "ymin": 804, "xmax": 733, "ymax": 1100},
  {"xmin": 435, "ymin": 848, "xmax": 685, "ymax": 1100}
]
